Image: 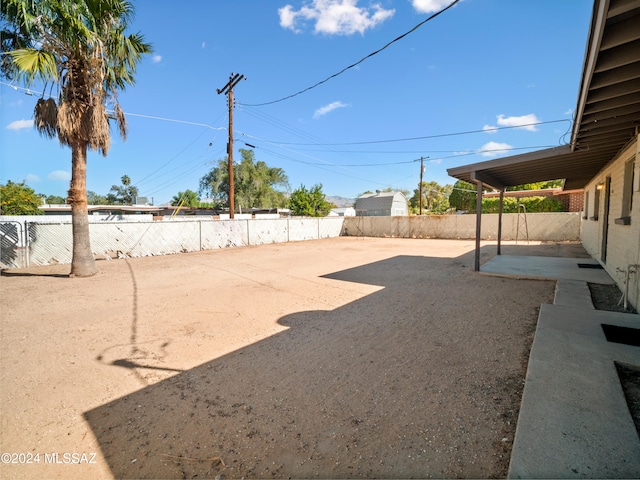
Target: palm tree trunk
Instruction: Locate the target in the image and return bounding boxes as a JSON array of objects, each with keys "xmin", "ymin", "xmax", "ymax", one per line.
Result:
[{"xmin": 69, "ymin": 141, "xmax": 98, "ymax": 277}]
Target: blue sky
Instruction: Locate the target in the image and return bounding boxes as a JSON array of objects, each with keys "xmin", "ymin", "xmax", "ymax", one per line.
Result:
[{"xmin": 1, "ymin": 0, "xmax": 593, "ymax": 204}]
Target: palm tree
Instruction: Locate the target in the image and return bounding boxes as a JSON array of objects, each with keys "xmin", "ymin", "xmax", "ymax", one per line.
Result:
[{"xmin": 1, "ymin": 0, "xmax": 151, "ymax": 276}]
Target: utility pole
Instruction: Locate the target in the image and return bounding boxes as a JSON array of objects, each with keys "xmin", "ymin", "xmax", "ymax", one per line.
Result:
[
  {"xmin": 217, "ymin": 73, "xmax": 245, "ymax": 219},
  {"xmin": 419, "ymin": 157, "xmax": 425, "ymax": 215}
]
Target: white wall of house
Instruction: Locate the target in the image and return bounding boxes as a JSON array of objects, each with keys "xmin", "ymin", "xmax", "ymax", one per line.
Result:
[{"xmin": 581, "ymin": 136, "xmax": 639, "ymax": 310}]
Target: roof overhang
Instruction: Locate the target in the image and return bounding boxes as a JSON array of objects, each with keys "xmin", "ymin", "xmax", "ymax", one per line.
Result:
[{"xmin": 448, "ymin": 0, "xmax": 640, "ymax": 190}]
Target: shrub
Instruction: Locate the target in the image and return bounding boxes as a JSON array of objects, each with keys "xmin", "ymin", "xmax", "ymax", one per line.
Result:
[{"xmin": 481, "ymin": 196, "xmax": 563, "ymax": 213}]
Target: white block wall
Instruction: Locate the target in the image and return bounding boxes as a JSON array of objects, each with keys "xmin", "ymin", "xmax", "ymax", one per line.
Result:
[
  {"xmin": 0, "ymin": 217, "xmax": 346, "ymax": 268},
  {"xmin": 342, "ymin": 212, "xmax": 581, "ymax": 242},
  {"xmin": 581, "ymin": 137, "xmax": 640, "ymax": 310}
]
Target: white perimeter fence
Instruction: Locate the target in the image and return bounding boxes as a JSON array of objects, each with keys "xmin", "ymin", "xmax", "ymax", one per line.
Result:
[
  {"xmin": 343, "ymin": 212, "xmax": 581, "ymax": 242},
  {"xmin": 0, "ymin": 216, "xmax": 344, "ymax": 268},
  {"xmin": 0, "ymin": 212, "xmax": 580, "ymax": 269}
]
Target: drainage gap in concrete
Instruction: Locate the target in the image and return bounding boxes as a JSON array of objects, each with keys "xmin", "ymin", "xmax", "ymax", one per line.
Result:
[
  {"xmin": 601, "ymin": 324, "xmax": 640, "ymax": 347},
  {"xmin": 578, "ymin": 263, "xmax": 604, "ymax": 269},
  {"xmin": 615, "ymin": 362, "xmax": 640, "ymax": 439},
  {"xmin": 589, "ymin": 283, "xmax": 637, "ymax": 313}
]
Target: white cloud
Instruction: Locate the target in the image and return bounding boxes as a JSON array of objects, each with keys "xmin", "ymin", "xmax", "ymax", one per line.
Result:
[
  {"xmin": 313, "ymin": 101, "xmax": 348, "ymax": 119},
  {"xmin": 412, "ymin": 0, "xmax": 457, "ymax": 14},
  {"xmin": 25, "ymin": 174, "xmax": 41, "ymax": 183},
  {"xmin": 482, "ymin": 124, "xmax": 498, "ymax": 134},
  {"xmin": 478, "ymin": 142, "xmax": 513, "ymax": 157},
  {"xmin": 6, "ymin": 119, "xmax": 33, "ymax": 131},
  {"xmin": 48, "ymin": 170, "xmax": 71, "ymax": 181},
  {"xmin": 483, "ymin": 113, "xmax": 541, "ymax": 133},
  {"xmin": 498, "ymin": 113, "xmax": 540, "ymax": 131},
  {"xmin": 279, "ymin": 0, "xmax": 395, "ymax": 35},
  {"xmin": 152, "ymin": 54, "xmax": 163, "ymax": 63}
]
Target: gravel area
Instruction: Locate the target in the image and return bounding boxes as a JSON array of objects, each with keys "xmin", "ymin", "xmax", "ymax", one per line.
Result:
[{"xmin": 0, "ymin": 238, "xmax": 558, "ymax": 479}]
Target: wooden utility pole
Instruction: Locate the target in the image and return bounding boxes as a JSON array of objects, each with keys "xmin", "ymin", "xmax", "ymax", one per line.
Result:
[
  {"xmin": 419, "ymin": 157, "xmax": 425, "ymax": 215},
  {"xmin": 217, "ymin": 73, "xmax": 245, "ymax": 219}
]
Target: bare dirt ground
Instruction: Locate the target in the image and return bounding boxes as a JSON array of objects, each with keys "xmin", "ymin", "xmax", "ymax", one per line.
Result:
[{"xmin": 0, "ymin": 238, "xmax": 572, "ymax": 479}]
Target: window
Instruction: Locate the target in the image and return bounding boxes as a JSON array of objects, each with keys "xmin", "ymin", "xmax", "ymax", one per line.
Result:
[
  {"xmin": 591, "ymin": 185, "xmax": 600, "ymax": 221},
  {"xmin": 583, "ymin": 191, "xmax": 589, "ymax": 219},
  {"xmin": 615, "ymin": 157, "xmax": 635, "ymax": 225}
]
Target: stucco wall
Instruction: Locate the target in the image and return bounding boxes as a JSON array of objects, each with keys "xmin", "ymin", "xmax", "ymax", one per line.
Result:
[
  {"xmin": 342, "ymin": 212, "xmax": 581, "ymax": 242},
  {"xmin": 581, "ymin": 137, "xmax": 639, "ymax": 310},
  {"xmin": 0, "ymin": 217, "xmax": 346, "ymax": 268}
]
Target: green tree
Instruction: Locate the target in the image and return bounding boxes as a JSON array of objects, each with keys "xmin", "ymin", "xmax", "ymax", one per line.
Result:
[
  {"xmin": 482, "ymin": 196, "xmax": 564, "ymax": 213},
  {"xmin": 1, "ymin": 0, "xmax": 152, "ymax": 276},
  {"xmin": 289, "ymin": 184, "xmax": 333, "ymax": 217},
  {"xmin": 86, "ymin": 190, "xmax": 109, "ymax": 205},
  {"xmin": 171, "ymin": 189, "xmax": 200, "ymax": 207},
  {"xmin": 507, "ymin": 180, "xmax": 563, "ymax": 191},
  {"xmin": 107, "ymin": 175, "xmax": 138, "ymax": 205},
  {"xmin": 199, "ymin": 149, "xmax": 289, "ymax": 209},
  {"xmin": 45, "ymin": 194, "xmax": 66, "ymax": 204},
  {"xmin": 410, "ymin": 181, "xmax": 452, "ymax": 214},
  {"xmin": 0, "ymin": 181, "xmax": 43, "ymax": 215},
  {"xmin": 449, "ymin": 180, "xmax": 479, "ymax": 212}
]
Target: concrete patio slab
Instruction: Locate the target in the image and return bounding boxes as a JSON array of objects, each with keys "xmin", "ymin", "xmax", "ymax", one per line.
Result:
[
  {"xmin": 485, "ymin": 253, "xmax": 640, "ymax": 478},
  {"xmin": 480, "ymin": 255, "xmax": 615, "ymax": 284},
  {"xmin": 508, "ymin": 304, "xmax": 640, "ymax": 479}
]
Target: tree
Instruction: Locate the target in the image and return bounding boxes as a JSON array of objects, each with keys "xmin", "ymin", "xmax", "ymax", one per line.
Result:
[
  {"xmin": 507, "ymin": 180, "xmax": 563, "ymax": 191},
  {"xmin": 45, "ymin": 194, "xmax": 66, "ymax": 204},
  {"xmin": 86, "ymin": 190, "xmax": 109, "ymax": 205},
  {"xmin": 289, "ymin": 184, "xmax": 333, "ymax": 217},
  {"xmin": 199, "ymin": 149, "xmax": 289, "ymax": 209},
  {"xmin": 1, "ymin": 0, "xmax": 152, "ymax": 276},
  {"xmin": 449, "ymin": 180, "xmax": 479, "ymax": 212},
  {"xmin": 409, "ymin": 181, "xmax": 452, "ymax": 214},
  {"xmin": 171, "ymin": 189, "xmax": 200, "ymax": 208},
  {"xmin": 0, "ymin": 181, "xmax": 43, "ymax": 215},
  {"xmin": 107, "ymin": 175, "xmax": 138, "ymax": 205}
]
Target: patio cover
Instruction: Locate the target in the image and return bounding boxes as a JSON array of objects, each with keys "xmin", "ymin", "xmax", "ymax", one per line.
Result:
[
  {"xmin": 447, "ymin": 0, "xmax": 640, "ymax": 192},
  {"xmin": 446, "ymin": 0, "xmax": 640, "ymax": 270}
]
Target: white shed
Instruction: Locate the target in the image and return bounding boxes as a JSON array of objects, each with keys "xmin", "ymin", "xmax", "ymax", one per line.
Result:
[{"xmin": 355, "ymin": 191, "xmax": 408, "ymax": 216}]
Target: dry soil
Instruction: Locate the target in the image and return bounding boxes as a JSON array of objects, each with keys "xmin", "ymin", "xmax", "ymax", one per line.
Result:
[{"xmin": 0, "ymin": 238, "xmax": 565, "ymax": 479}]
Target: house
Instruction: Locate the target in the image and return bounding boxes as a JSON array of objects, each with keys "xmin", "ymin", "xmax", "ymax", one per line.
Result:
[
  {"xmin": 329, "ymin": 207, "xmax": 356, "ymax": 217},
  {"xmin": 355, "ymin": 191, "xmax": 408, "ymax": 216},
  {"xmin": 447, "ymin": 0, "xmax": 640, "ymax": 309},
  {"xmin": 40, "ymin": 204, "xmax": 161, "ymax": 216}
]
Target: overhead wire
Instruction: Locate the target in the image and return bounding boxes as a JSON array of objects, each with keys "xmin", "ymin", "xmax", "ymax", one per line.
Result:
[
  {"xmin": 237, "ymin": 0, "xmax": 461, "ymax": 107},
  {"xmin": 1, "ymin": 79, "xmax": 571, "ymax": 197},
  {"xmin": 247, "ymin": 119, "xmax": 571, "ymax": 146}
]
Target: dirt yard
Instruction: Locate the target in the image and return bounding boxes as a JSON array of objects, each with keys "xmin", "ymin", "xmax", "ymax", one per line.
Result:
[{"xmin": 0, "ymin": 238, "xmax": 563, "ymax": 479}]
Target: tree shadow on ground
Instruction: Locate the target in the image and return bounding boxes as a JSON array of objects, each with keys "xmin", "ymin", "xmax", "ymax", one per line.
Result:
[
  {"xmin": 83, "ymin": 247, "xmax": 556, "ymax": 479},
  {"xmin": 0, "ymin": 270, "xmax": 69, "ymax": 278}
]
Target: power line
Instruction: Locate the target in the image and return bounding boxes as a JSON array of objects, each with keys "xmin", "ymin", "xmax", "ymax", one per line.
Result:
[
  {"xmin": 237, "ymin": 0, "xmax": 461, "ymax": 107},
  {"xmin": 245, "ymin": 119, "xmax": 571, "ymax": 146}
]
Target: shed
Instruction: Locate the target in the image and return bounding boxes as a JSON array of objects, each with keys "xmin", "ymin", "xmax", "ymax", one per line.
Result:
[{"xmin": 355, "ymin": 191, "xmax": 408, "ymax": 216}]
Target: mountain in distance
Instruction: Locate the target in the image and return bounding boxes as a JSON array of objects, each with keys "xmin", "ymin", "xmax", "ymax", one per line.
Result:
[{"xmin": 326, "ymin": 196, "xmax": 355, "ymax": 208}]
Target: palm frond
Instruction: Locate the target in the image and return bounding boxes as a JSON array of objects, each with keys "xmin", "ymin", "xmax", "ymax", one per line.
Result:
[
  {"xmin": 113, "ymin": 102, "xmax": 127, "ymax": 140},
  {"xmin": 57, "ymin": 100, "xmax": 83, "ymax": 146},
  {"xmin": 84, "ymin": 102, "xmax": 110, "ymax": 156},
  {"xmin": 9, "ymin": 48, "xmax": 58, "ymax": 84},
  {"xmin": 34, "ymin": 98, "xmax": 58, "ymax": 139}
]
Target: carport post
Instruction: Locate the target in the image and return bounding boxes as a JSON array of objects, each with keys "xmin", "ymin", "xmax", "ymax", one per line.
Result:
[
  {"xmin": 497, "ymin": 188, "xmax": 504, "ymax": 256},
  {"xmin": 474, "ymin": 181, "xmax": 483, "ymax": 271}
]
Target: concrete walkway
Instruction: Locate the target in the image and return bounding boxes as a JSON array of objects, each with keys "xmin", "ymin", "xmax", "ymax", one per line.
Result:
[{"xmin": 480, "ymin": 255, "xmax": 640, "ymax": 479}]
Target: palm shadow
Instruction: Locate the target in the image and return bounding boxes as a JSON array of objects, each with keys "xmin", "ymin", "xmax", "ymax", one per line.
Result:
[{"xmin": 83, "ymin": 248, "xmax": 543, "ymax": 479}]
